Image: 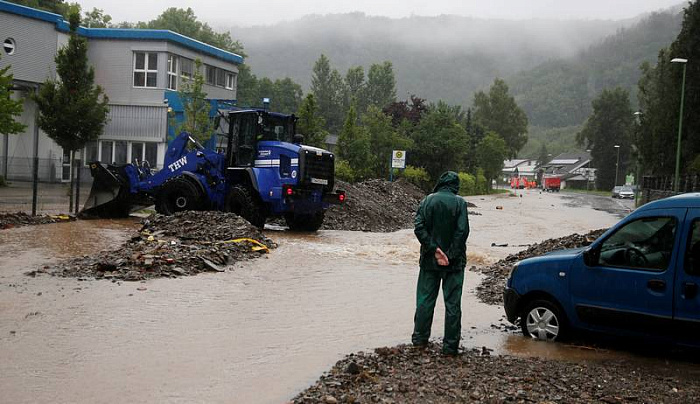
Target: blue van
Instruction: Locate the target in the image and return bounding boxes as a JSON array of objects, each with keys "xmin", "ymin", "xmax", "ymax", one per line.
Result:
[{"xmin": 504, "ymin": 193, "xmax": 700, "ymax": 345}]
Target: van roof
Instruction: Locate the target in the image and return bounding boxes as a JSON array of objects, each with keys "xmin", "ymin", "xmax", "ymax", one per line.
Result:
[{"xmin": 638, "ymin": 193, "xmax": 700, "ymax": 211}]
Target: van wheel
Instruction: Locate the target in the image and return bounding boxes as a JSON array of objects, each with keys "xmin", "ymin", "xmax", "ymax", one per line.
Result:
[{"xmin": 521, "ymin": 299, "xmax": 568, "ymax": 342}]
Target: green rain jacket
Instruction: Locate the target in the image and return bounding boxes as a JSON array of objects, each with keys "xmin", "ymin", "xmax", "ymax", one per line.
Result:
[{"xmin": 414, "ymin": 171, "xmax": 470, "ymax": 271}]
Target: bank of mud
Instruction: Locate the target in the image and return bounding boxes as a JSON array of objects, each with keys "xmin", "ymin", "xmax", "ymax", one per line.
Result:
[
  {"xmin": 293, "ymin": 343, "xmax": 700, "ymax": 403},
  {"xmin": 36, "ymin": 211, "xmax": 275, "ymax": 281},
  {"xmin": 0, "ymin": 211, "xmax": 74, "ymax": 229}
]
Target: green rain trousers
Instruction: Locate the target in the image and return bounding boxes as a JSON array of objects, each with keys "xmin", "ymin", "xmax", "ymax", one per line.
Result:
[{"xmin": 411, "ymin": 268, "xmax": 465, "ymax": 354}]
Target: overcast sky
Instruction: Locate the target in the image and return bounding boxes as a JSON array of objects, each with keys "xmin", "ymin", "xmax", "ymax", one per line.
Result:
[{"xmin": 75, "ymin": 0, "xmax": 683, "ymax": 27}]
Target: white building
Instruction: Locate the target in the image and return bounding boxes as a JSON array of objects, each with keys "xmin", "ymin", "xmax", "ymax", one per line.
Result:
[{"xmin": 0, "ymin": 0, "xmax": 242, "ymax": 182}]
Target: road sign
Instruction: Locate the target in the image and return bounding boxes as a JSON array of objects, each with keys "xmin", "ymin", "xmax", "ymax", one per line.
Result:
[{"xmin": 392, "ymin": 150, "xmax": 406, "ymax": 169}]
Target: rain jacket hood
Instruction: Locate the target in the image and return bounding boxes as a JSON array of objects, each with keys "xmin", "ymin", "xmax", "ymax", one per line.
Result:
[{"xmin": 433, "ymin": 171, "xmax": 460, "ymax": 194}]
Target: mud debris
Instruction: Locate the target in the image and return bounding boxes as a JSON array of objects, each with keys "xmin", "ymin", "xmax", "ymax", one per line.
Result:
[
  {"xmin": 38, "ymin": 211, "xmax": 275, "ymax": 281},
  {"xmin": 0, "ymin": 212, "xmax": 74, "ymax": 230},
  {"xmin": 293, "ymin": 343, "xmax": 700, "ymax": 403},
  {"xmin": 474, "ymin": 229, "xmax": 607, "ymax": 305},
  {"xmin": 322, "ymin": 179, "xmax": 478, "ymax": 232}
]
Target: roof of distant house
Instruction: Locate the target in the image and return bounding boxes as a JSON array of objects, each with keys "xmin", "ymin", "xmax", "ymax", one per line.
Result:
[{"xmin": 0, "ymin": 0, "xmax": 243, "ymax": 65}]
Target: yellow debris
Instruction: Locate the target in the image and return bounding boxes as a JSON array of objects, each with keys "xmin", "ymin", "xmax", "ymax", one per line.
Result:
[{"xmin": 222, "ymin": 238, "xmax": 269, "ymax": 253}]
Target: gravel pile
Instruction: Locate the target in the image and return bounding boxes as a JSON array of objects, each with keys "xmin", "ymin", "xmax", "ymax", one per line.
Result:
[
  {"xmin": 473, "ymin": 229, "xmax": 607, "ymax": 305},
  {"xmin": 35, "ymin": 211, "xmax": 275, "ymax": 281},
  {"xmin": 322, "ymin": 179, "xmax": 426, "ymax": 232},
  {"xmin": 0, "ymin": 212, "xmax": 74, "ymax": 230},
  {"xmin": 323, "ymin": 180, "xmax": 478, "ymax": 232},
  {"xmin": 293, "ymin": 343, "xmax": 700, "ymax": 403}
]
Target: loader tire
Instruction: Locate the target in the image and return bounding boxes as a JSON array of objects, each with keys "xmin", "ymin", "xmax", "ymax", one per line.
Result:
[
  {"xmin": 225, "ymin": 185, "xmax": 266, "ymax": 228},
  {"xmin": 155, "ymin": 177, "xmax": 203, "ymax": 215},
  {"xmin": 284, "ymin": 210, "xmax": 325, "ymax": 232}
]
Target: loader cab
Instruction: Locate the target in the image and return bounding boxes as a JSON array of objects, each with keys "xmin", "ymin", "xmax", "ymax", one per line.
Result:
[{"xmin": 225, "ymin": 110, "xmax": 297, "ymax": 168}]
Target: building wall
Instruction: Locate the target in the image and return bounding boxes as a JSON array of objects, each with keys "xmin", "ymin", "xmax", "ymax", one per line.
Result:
[
  {"xmin": 0, "ymin": 12, "xmax": 58, "ymax": 83},
  {"xmin": 87, "ymin": 39, "xmax": 238, "ymax": 106}
]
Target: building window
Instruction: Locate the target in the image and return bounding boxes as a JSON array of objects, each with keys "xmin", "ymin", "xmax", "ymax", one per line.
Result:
[
  {"xmin": 205, "ymin": 64, "xmax": 216, "ymax": 86},
  {"xmin": 167, "ymin": 55, "xmax": 178, "ymax": 90},
  {"xmin": 114, "ymin": 141, "xmax": 128, "ymax": 164},
  {"xmin": 133, "ymin": 52, "xmax": 158, "ymax": 88},
  {"xmin": 84, "ymin": 141, "xmax": 98, "ymax": 164},
  {"xmin": 145, "ymin": 143, "xmax": 158, "ymax": 166},
  {"xmin": 101, "ymin": 141, "xmax": 114, "ymax": 163},
  {"xmin": 3, "ymin": 38, "xmax": 16, "ymax": 55},
  {"xmin": 216, "ymin": 69, "xmax": 226, "ymax": 87},
  {"xmin": 225, "ymin": 72, "xmax": 236, "ymax": 90},
  {"xmin": 131, "ymin": 143, "xmax": 144, "ymax": 164},
  {"xmin": 181, "ymin": 57, "xmax": 193, "ymax": 79}
]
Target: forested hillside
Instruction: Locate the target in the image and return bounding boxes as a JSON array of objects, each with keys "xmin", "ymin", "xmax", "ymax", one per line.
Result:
[
  {"xmin": 512, "ymin": 10, "xmax": 682, "ymax": 157},
  {"xmin": 510, "ymin": 11, "xmax": 683, "ymax": 129},
  {"xmin": 233, "ymin": 13, "xmax": 629, "ymax": 107}
]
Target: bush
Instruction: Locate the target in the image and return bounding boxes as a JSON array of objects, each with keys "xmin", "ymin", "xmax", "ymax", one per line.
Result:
[
  {"xmin": 458, "ymin": 172, "xmax": 476, "ymax": 196},
  {"xmin": 335, "ymin": 159, "xmax": 356, "ymax": 183},
  {"xmin": 397, "ymin": 165, "xmax": 431, "ymax": 191},
  {"xmin": 475, "ymin": 168, "xmax": 488, "ymax": 194},
  {"xmin": 0, "ymin": 175, "xmax": 6, "ymax": 187}
]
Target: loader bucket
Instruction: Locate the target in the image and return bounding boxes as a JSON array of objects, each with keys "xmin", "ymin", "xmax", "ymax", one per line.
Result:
[{"xmin": 80, "ymin": 162, "xmax": 134, "ymax": 218}]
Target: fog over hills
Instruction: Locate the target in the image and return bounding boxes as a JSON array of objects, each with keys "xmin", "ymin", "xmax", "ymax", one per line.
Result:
[
  {"xmin": 233, "ymin": 13, "xmax": 632, "ymax": 104},
  {"xmin": 231, "ymin": 6, "xmax": 683, "ymax": 156}
]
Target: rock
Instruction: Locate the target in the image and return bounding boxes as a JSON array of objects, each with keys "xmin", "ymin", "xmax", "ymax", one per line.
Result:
[
  {"xmin": 323, "ymin": 395, "xmax": 338, "ymax": 404},
  {"xmin": 346, "ymin": 361, "xmax": 361, "ymax": 375}
]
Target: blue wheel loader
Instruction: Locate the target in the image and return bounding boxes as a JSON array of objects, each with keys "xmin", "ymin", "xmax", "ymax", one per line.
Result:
[{"xmin": 81, "ymin": 109, "xmax": 345, "ymax": 231}]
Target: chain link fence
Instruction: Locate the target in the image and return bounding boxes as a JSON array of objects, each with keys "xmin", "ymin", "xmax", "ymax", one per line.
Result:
[
  {"xmin": 0, "ymin": 156, "xmax": 93, "ymax": 215},
  {"xmin": 641, "ymin": 174, "xmax": 700, "ymax": 204}
]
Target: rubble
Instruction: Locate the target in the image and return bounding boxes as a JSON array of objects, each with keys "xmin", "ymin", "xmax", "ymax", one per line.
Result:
[
  {"xmin": 39, "ymin": 211, "xmax": 276, "ymax": 281},
  {"xmin": 473, "ymin": 229, "xmax": 607, "ymax": 305},
  {"xmin": 322, "ymin": 179, "xmax": 478, "ymax": 232},
  {"xmin": 0, "ymin": 212, "xmax": 74, "ymax": 230},
  {"xmin": 292, "ymin": 343, "xmax": 700, "ymax": 403}
]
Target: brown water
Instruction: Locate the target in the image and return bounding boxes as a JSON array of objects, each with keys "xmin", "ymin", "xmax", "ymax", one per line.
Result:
[{"xmin": 0, "ymin": 192, "xmax": 635, "ymax": 403}]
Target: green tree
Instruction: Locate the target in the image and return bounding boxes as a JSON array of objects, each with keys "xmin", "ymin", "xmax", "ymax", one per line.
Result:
[
  {"xmin": 83, "ymin": 7, "xmax": 112, "ymax": 27},
  {"xmin": 366, "ymin": 61, "xmax": 397, "ymax": 110},
  {"xmin": 337, "ymin": 103, "xmax": 373, "ymax": 178},
  {"xmin": 0, "ymin": 57, "xmax": 26, "ymax": 137},
  {"xmin": 271, "ymin": 77, "xmax": 303, "ymax": 114},
  {"xmin": 296, "ymin": 94, "xmax": 328, "ymax": 148},
  {"xmin": 477, "ymin": 132, "xmax": 508, "ymax": 190},
  {"xmin": 637, "ymin": 1, "xmax": 700, "ymax": 176},
  {"xmin": 6, "ymin": 0, "xmax": 73, "ymax": 16},
  {"xmin": 344, "ymin": 66, "xmax": 366, "ymax": 114},
  {"xmin": 473, "ymin": 78, "xmax": 528, "ymax": 159},
  {"xmin": 576, "ymin": 87, "xmax": 634, "ymax": 190},
  {"xmin": 361, "ymin": 105, "xmax": 412, "ymax": 177},
  {"xmin": 536, "ymin": 142, "xmax": 550, "ymax": 167},
  {"xmin": 173, "ymin": 59, "xmax": 213, "ymax": 144},
  {"xmin": 34, "ymin": 12, "xmax": 109, "ymax": 210},
  {"xmin": 311, "ymin": 54, "xmax": 345, "ymax": 133},
  {"xmin": 409, "ymin": 101, "xmax": 471, "ymax": 181}
]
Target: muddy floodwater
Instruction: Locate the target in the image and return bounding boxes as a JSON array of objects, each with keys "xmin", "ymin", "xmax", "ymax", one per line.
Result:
[{"xmin": 0, "ymin": 190, "xmax": 631, "ymax": 403}]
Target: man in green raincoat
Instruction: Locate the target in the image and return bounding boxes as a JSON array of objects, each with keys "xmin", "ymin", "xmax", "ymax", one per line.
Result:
[{"xmin": 412, "ymin": 171, "xmax": 470, "ymax": 355}]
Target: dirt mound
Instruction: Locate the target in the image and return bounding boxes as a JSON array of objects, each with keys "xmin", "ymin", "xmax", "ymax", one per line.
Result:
[
  {"xmin": 322, "ymin": 179, "xmax": 426, "ymax": 232},
  {"xmin": 0, "ymin": 212, "xmax": 74, "ymax": 230},
  {"xmin": 36, "ymin": 211, "xmax": 275, "ymax": 281},
  {"xmin": 292, "ymin": 343, "xmax": 699, "ymax": 403},
  {"xmin": 474, "ymin": 229, "xmax": 607, "ymax": 305}
]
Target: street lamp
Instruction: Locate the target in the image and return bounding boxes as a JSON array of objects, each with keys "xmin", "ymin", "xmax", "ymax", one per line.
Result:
[
  {"xmin": 633, "ymin": 112, "xmax": 643, "ymax": 205},
  {"xmin": 614, "ymin": 145, "xmax": 621, "ymax": 187},
  {"xmin": 671, "ymin": 57, "xmax": 688, "ymax": 192}
]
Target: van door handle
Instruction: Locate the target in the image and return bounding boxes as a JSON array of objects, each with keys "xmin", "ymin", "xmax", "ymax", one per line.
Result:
[
  {"xmin": 683, "ymin": 282, "xmax": 698, "ymax": 299},
  {"xmin": 647, "ymin": 279, "xmax": 666, "ymax": 292}
]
